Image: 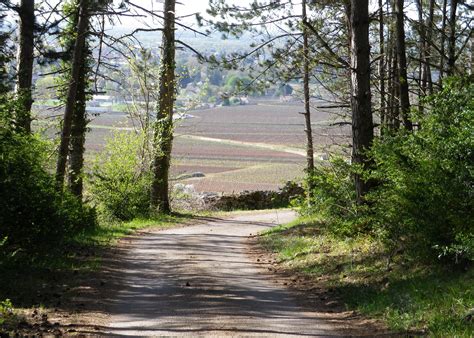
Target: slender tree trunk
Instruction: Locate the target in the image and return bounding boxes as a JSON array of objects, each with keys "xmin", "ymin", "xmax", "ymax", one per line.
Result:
[
  {"xmin": 55, "ymin": 0, "xmax": 89, "ymax": 188},
  {"xmin": 415, "ymin": 0, "xmax": 427, "ymax": 118},
  {"xmin": 446, "ymin": 0, "xmax": 458, "ymax": 75},
  {"xmin": 439, "ymin": 0, "xmax": 448, "ymax": 83},
  {"xmin": 302, "ymin": 0, "xmax": 314, "ymax": 174},
  {"xmin": 415, "ymin": 0, "xmax": 426, "ymax": 98},
  {"xmin": 379, "ymin": 0, "xmax": 386, "ymax": 135},
  {"xmin": 388, "ymin": 6, "xmax": 401, "ymax": 132},
  {"xmin": 150, "ymin": 0, "xmax": 176, "ymax": 213},
  {"xmin": 348, "ymin": 0, "xmax": 374, "ymax": 203},
  {"xmin": 389, "ymin": 0, "xmax": 401, "ymax": 130},
  {"xmin": 394, "ymin": 0, "xmax": 412, "ymax": 130},
  {"xmin": 392, "ymin": 50, "xmax": 401, "ymax": 129},
  {"xmin": 426, "ymin": 0, "xmax": 434, "ymax": 95},
  {"xmin": 15, "ymin": 0, "xmax": 35, "ymax": 133},
  {"xmin": 470, "ymin": 36, "xmax": 474, "ymax": 76},
  {"xmin": 386, "ymin": 15, "xmax": 395, "ymax": 130}
]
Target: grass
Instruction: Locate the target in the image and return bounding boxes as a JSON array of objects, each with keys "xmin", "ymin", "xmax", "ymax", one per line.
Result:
[
  {"xmin": 73, "ymin": 213, "xmax": 191, "ymax": 248},
  {"xmin": 260, "ymin": 215, "xmax": 474, "ymax": 337}
]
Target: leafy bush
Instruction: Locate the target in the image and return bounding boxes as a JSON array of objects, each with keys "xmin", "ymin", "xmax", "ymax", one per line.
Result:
[
  {"xmin": 0, "ymin": 97, "xmax": 96, "ymax": 255},
  {"xmin": 368, "ymin": 76, "xmax": 473, "ymax": 261},
  {"xmin": 300, "ymin": 77, "xmax": 473, "ymax": 264},
  {"xmin": 302, "ymin": 158, "xmax": 369, "ymax": 236},
  {"xmin": 88, "ymin": 131, "xmax": 152, "ymax": 221}
]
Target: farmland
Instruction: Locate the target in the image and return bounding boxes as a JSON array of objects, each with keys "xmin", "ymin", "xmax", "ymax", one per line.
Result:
[{"xmin": 35, "ymin": 99, "xmax": 350, "ymax": 193}]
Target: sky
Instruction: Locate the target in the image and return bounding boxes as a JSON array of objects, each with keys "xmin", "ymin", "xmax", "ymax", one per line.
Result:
[
  {"xmin": 3, "ymin": 0, "xmax": 246, "ymax": 30},
  {"xmin": 116, "ymin": 0, "xmax": 246, "ymax": 28}
]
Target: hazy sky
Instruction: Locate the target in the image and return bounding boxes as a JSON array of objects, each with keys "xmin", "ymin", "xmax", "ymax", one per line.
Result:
[{"xmin": 116, "ymin": 0, "xmax": 247, "ymax": 28}]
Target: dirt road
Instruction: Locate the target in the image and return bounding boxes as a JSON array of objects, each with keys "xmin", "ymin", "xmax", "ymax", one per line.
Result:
[{"xmin": 103, "ymin": 211, "xmax": 341, "ymax": 336}]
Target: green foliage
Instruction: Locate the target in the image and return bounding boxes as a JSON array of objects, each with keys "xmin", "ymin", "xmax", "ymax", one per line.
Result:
[
  {"xmin": 55, "ymin": 0, "xmax": 93, "ymax": 106},
  {"xmin": 300, "ymin": 77, "xmax": 473, "ymax": 263},
  {"xmin": 74, "ymin": 214, "xmax": 190, "ymax": 248},
  {"xmin": 0, "ymin": 298, "xmax": 16, "ymax": 329},
  {"xmin": 0, "ymin": 96, "xmax": 96, "ymax": 256},
  {"xmin": 88, "ymin": 131, "xmax": 152, "ymax": 221},
  {"xmin": 302, "ymin": 158, "xmax": 366, "ymax": 236},
  {"xmin": 261, "ymin": 217, "xmax": 474, "ymax": 336},
  {"xmin": 368, "ymin": 76, "xmax": 473, "ymax": 261},
  {"xmin": 224, "ymin": 74, "xmax": 261, "ymax": 95}
]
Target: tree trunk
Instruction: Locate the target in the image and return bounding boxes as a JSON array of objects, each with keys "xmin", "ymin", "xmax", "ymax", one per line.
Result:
[
  {"xmin": 302, "ymin": 0, "xmax": 314, "ymax": 175},
  {"xmin": 379, "ymin": 0, "xmax": 386, "ymax": 135},
  {"xmin": 0, "ymin": 12, "xmax": 10, "ymax": 94},
  {"xmin": 446, "ymin": 0, "xmax": 458, "ymax": 75},
  {"xmin": 470, "ymin": 36, "xmax": 474, "ymax": 76},
  {"xmin": 67, "ymin": 2, "xmax": 91, "ymax": 199},
  {"xmin": 415, "ymin": 0, "xmax": 426, "ymax": 98},
  {"xmin": 439, "ymin": 0, "xmax": 448, "ymax": 83},
  {"xmin": 392, "ymin": 50, "xmax": 401, "ymax": 129},
  {"xmin": 15, "ymin": 0, "xmax": 35, "ymax": 133},
  {"xmin": 395, "ymin": 0, "xmax": 412, "ymax": 130},
  {"xmin": 425, "ymin": 0, "xmax": 434, "ymax": 95},
  {"xmin": 150, "ymin": 0, "xmax": 176, "ymax": 214},
  {"xmin": 68, "ymin": 67, "xmax": 87, "ymax": 198},
  {"xmin": 415, "ymin": 0, "xmax": 427, "ymax": 118},
  {"xmin": 348, "ymin": 0, "xmax": 374, "ymax": 203},
  {"xmin": 386, "ymin": 15, "xmax": 395, "ymax": 130},
  {"xmin": 55, "ymin": 0, "xmax": 89, "ymax": 188}
]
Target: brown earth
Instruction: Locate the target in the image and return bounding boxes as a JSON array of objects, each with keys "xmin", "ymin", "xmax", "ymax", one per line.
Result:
[{"xmin": 36, "ymin": 101, "xmax": 350, "ymax": 193}]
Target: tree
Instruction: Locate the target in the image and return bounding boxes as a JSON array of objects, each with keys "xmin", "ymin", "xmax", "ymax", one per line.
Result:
[
  {"xmin": 302, "ymin": 0, "xmax": 315, "ymax": 176},
  {"xmin": 150, "ymin": 0, "xmax": 176, "ymax": 213},
  {"xmin": 15, "ymin": 0, "xmax": 35, "ymax": 132},
  {"xmin": 207, "ymin": 0, "xmax": 323, "ymax": 184},
  {"xmin": 394, "ymin": 0, "xmax": 412, "ymax": 130},
  {"xmin": 439, "ymin": 0, "xmax": 448, "ymax": 82},
  {"xmin": 65, "ymin": 0, "xmax": 93, "ymax": 198},
  {"xmin": 348, "ymin": 0, "xmax": 374, "ymax": 202},
  {"xmin": 55, "ymin": 0, "xmax": 90, "ymax": 188},
  {"xmin": 121, "ymin": 48, "xmax": 159, "ymax": 164},
  {"xmin": 446, "ymin": 0, "xmax": 459, "ymax": 76},
  {"xmin": 378, "ymin": 0, "xmax": 386, "ymax": 133},
  {"xmin": 0, "ymin": 0, "xmax": 12, "ymax": 94}
]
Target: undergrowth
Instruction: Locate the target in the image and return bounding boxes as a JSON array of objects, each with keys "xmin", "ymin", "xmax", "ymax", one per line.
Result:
[{"xmin": 260, "ymin": 216, "xmax": 474, "ymax": 337}]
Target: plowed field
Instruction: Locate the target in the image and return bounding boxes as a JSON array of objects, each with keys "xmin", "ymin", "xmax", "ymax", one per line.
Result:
[{"xmin": 37, "ymin": 100, "xmax": 349, "ymax": 193}]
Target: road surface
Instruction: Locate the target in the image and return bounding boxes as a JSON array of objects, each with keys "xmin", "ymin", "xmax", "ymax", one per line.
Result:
[{"xmin": 105, "ymin": 211, "xmax": 340, "ymax": 336}]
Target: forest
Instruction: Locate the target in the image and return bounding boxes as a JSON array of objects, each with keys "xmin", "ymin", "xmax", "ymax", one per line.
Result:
[{"xmin": 0, "ymin": 0, "xmax": 473, "ymax": 336}]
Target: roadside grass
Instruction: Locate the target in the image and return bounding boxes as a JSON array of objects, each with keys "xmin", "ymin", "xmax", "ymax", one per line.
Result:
[
  {"xmin": 260, "ymin": 216, "xmax": 474, "ymax": 337},
  {"xmin": 73, "ymin": 213, "xmax": 192, "ymax": 248}
]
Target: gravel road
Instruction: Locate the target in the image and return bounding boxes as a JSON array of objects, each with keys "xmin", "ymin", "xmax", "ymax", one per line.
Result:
[{"xmin": 105, "ymin": 211, "xmax": 340, "ymax": 336}]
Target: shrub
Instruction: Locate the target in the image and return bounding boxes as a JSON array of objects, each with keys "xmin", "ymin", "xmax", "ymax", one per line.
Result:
[
  {"xmin": 302, "ymin": 158, "xmax": 368, "ymax": 236},
  {"xmin": 0, "ymin": 97, "xmax": 96, "ymax": 255},
  {"xmin": 368, "ymin": 76, "xmax": 473, "ymax": 262},
  {"xmin": 300, "ymin": 77, "xmax": 473, "ymax": 264},
  {"xmin": 88, "ymin": 131, "xmax": 152, "ymax": 221}
]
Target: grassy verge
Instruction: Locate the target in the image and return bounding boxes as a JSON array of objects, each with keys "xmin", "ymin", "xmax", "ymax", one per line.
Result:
[
  {"xmin": 74, "ymin": 213, "xmax": 192, "ymax": 249},
  {"xmin": 0, "ymin": 213, "xmax": 192, "ymax": 332},
  {"xmin": 260, "ymin": 215, "xmax": 474, "ymax": 337}
]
